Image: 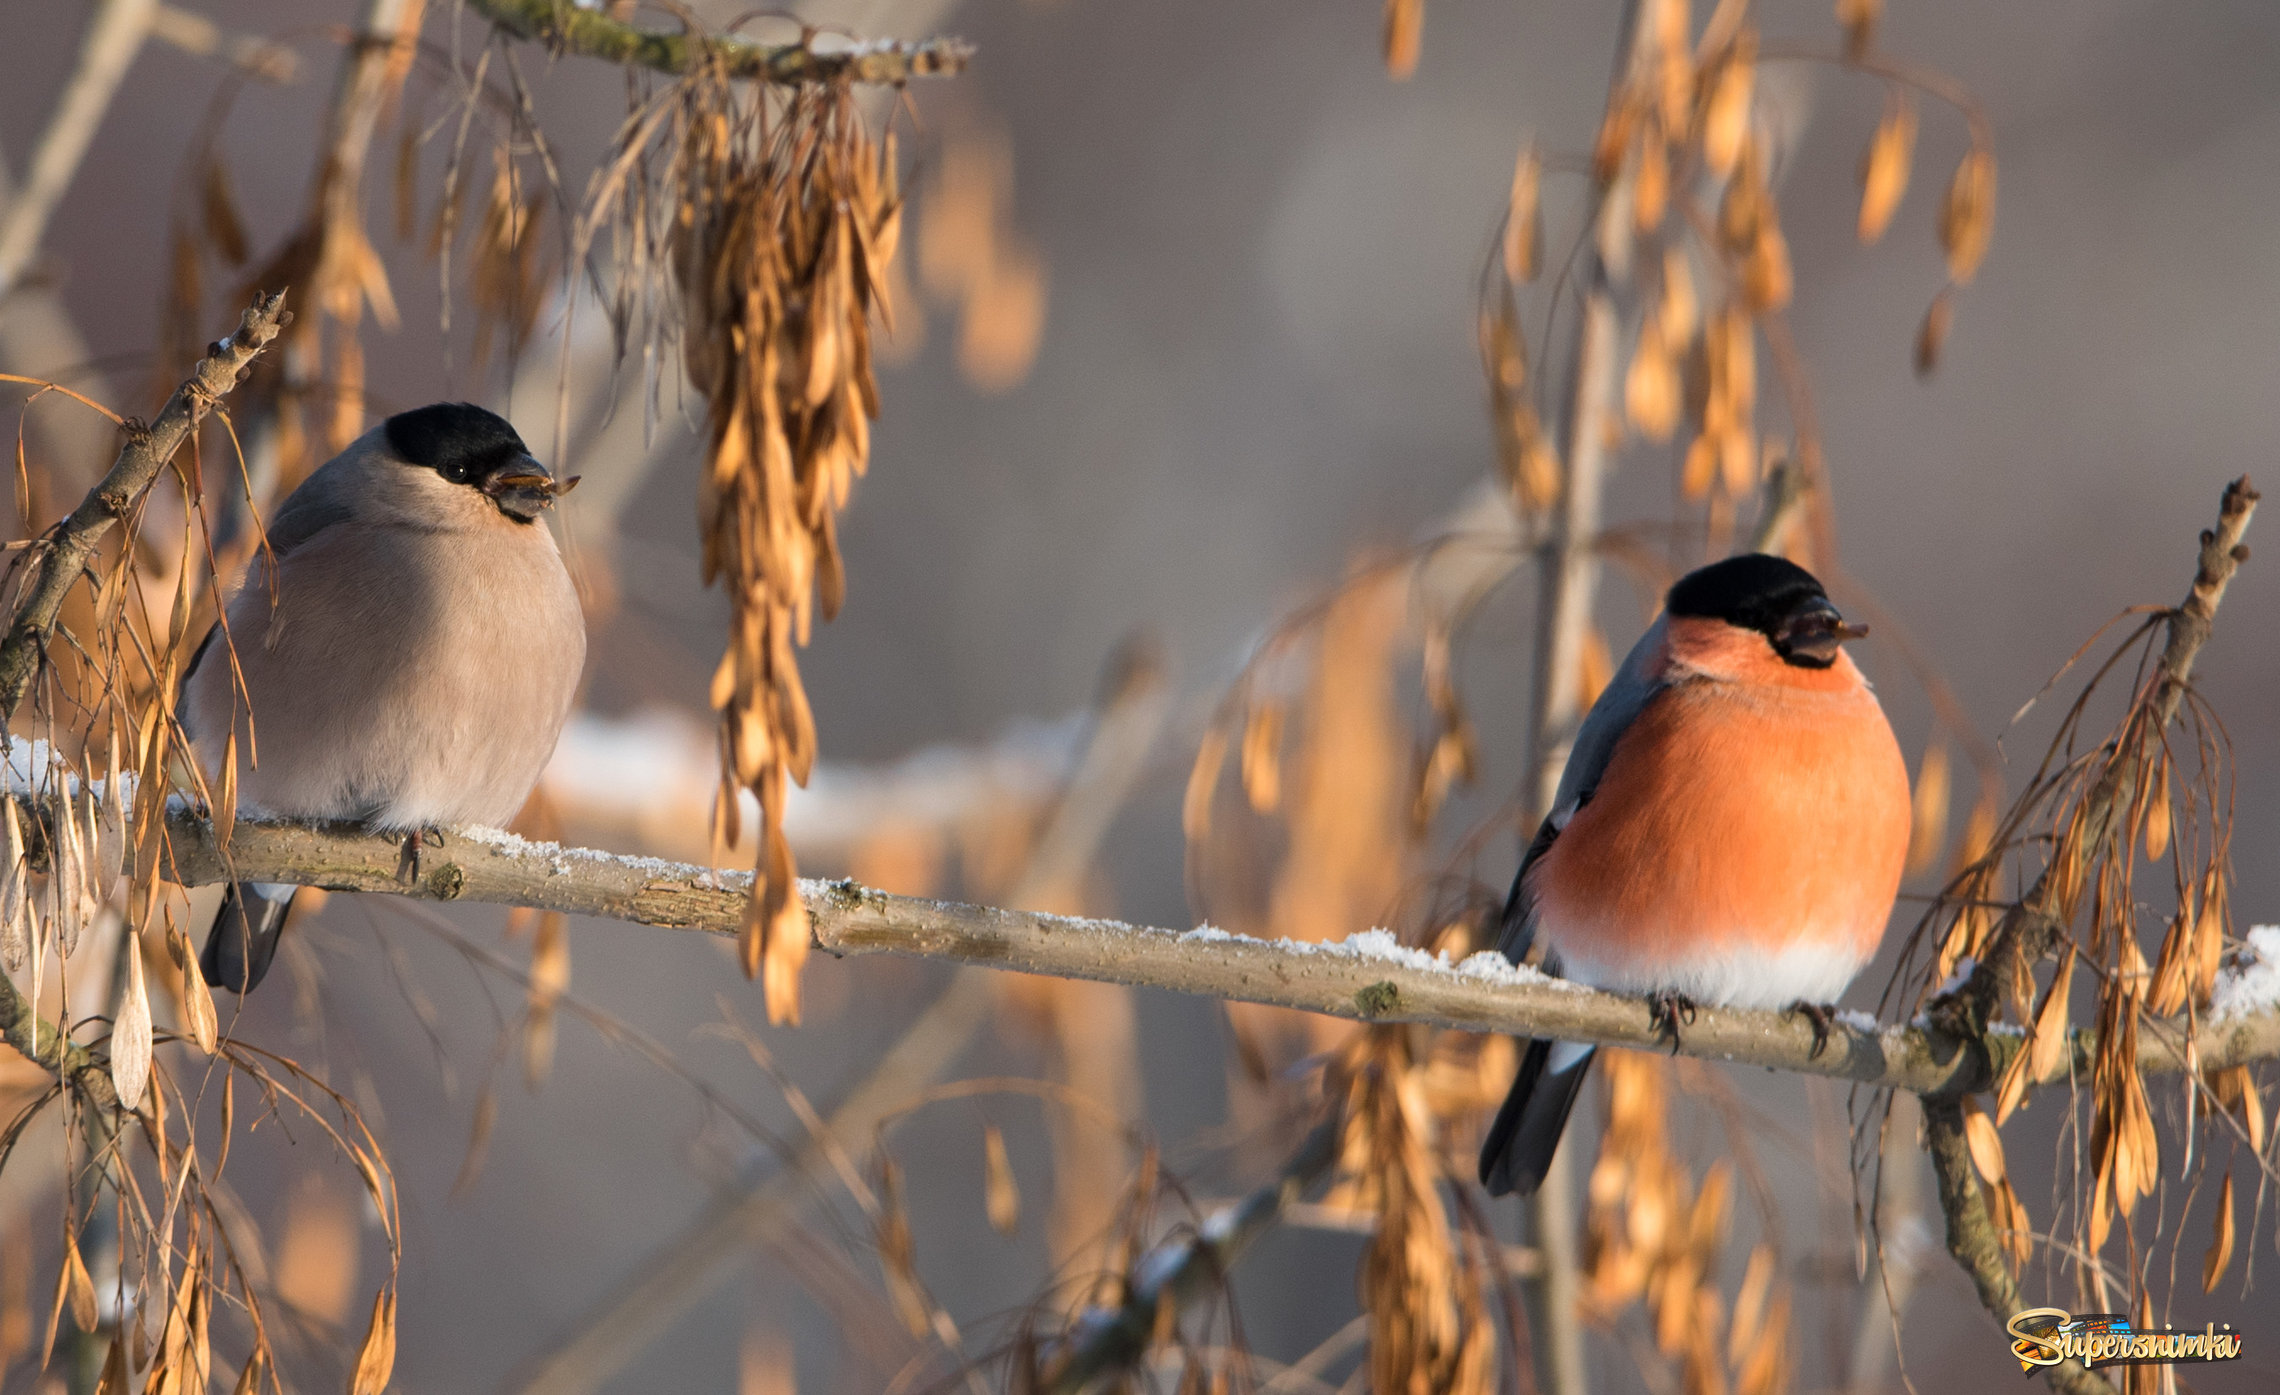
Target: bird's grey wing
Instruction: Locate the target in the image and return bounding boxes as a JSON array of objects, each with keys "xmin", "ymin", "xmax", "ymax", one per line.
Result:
[
  {"xmin": 260, "ymin": 460, "xmax": 360, "ymax": 559},
  {"xmin": 182, "ymin": 461, "xmax": 360, "ymax": 739},
  {"xmin": 1495, "ymin": 616, "xmax": 1673, "ymax": 964},
  {"xmin": 178, "ymin": 623, "xmax": 219, "ymax": 734}
]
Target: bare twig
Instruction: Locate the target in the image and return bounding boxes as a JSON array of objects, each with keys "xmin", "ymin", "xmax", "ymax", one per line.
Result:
[
  {"xmin": 0, "ymin": 290, "xmax": 291, "ymax": 718},
  {"xmin": 464, "ymin": 0, "xmax": 972, "ymax": 85},
  {"xmin": 1040, "ymin": 1118, "xmax": 1342, "ymax": 1394},
  {"xmin": 1943, "ymin": 477, "xmax": 2259, "ymax": 1055},
  {"xmin": 0, "ymin": 0, "xmax": 160, "ymax": 301}
]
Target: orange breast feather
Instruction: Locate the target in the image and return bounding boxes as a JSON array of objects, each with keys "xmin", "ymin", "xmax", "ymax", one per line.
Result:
[{"xmin": 1530, "ymin": 627, "xmax": 1912, "ymax": 1003}]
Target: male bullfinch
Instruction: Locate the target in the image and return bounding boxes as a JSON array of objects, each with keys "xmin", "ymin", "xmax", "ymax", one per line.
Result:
[
  {"xmin": 1478, "ymin": 554, "xmax": 1911, "ymax": 1197},
  {"xmin": 182, "ymin": 403, "xmax": 586, "ymax": 992}
]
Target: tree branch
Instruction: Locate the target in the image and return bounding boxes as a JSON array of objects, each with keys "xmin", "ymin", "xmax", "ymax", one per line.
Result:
[
  {"xmin": 1040, "ymin": 1117, "xmax": 1342, "ymax": 1393},
  {"xmin": 106, "ymin": 809, "xmax": 2275, "ymax": 1092},
  {"xmin": 464, "ymin": 0, "xmax": 973, "ymax": 85},
  {"xmin": 0, "ymin": 291, "xmax": 291, "ymax": 718},
  {"xmin": 0, "ymin": 954, "xmax": 118, "ymax": 1112},
  {"xmin": 1924, "ymin": 1100, "xmax": 2113, "ymax": 1395}
]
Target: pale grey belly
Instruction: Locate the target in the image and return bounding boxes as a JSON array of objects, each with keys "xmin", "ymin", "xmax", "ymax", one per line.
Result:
[{"xmin": 187, "ymin": 527, "xmax": 584, "ymax": 830}]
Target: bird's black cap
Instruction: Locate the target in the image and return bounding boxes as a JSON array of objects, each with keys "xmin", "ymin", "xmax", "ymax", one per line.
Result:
[
  {"xmin": 1667, "ymin": 552, "xmax": 1856, "ymax": 669},
  {"xmin": 384, "ymin": 403, "xmax": 532, "ymax": 486}
]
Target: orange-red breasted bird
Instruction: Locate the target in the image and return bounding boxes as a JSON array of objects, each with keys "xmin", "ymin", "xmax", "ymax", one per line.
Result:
[{"xmin": 1478, "ymin": 554, "xmax": 1912, "ymax": 1197}]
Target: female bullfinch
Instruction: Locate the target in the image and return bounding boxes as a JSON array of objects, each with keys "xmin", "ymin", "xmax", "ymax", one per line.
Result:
[
  {"xmin": 1478, "ymin": 554, "xmax": 1911, "ymax": 1197},
  {"xmin": 183, "ymin": 404, "xmax": 586, "ymax": 993}
]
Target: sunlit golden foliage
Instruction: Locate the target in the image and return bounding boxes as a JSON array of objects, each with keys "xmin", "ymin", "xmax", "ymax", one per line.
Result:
[
  {"xmin": 657, "ymin": 77, "xmax": 901, "ymax": 1022},
  {"xmin": 917, "ymin": 125, "xmax": 1050, "ymax": 393},
  {"xmin": 1881, "ymin": 481, "xmax": 2267, "ymax": 1344},
  {"xmin": 1328, "ymin": 1027, "xmax": 1497, "ymax": 1395}
]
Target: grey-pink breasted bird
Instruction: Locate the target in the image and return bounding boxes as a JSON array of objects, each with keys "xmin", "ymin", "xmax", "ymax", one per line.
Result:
[{"xmin": 183, "ymin": 403, "xmax": 586, "ymax": 991}]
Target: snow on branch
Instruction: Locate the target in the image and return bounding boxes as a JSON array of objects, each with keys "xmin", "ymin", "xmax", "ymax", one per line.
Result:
[
  {"xmin": 464, "ymin": 0, "xmax": 972, "ymax": 85},
  {"xmin": 131, "ymin": 809, "xmax": 2280, "ymax": 1095}
]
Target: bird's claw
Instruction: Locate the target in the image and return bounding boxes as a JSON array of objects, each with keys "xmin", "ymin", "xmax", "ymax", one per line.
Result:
[
  {"xmin": 1789, "ymin": 1001, "xmax": 1836, "ymax": 1059},
  {"xmin": 395, "ymin": 829, "xmax": 431, "ymax": 884},
  {"xmin": 1647, "ymin": 990, "xmax": 1698, "ymax": 1052}
]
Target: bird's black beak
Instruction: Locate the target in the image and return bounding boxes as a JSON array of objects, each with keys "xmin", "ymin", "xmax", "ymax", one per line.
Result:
[
  {"xmin": 1771, "ymin": 597, "xmax": 1865, "ymax": 669},
  {"xmin": 482, "ymin": 456, "xmax": 580, "ymax": 521}
]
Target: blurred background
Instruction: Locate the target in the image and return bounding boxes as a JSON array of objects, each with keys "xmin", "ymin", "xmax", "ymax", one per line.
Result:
[{"xmin": 1, "ymin": 0, "xmax": 2277, "ymax": 1391}]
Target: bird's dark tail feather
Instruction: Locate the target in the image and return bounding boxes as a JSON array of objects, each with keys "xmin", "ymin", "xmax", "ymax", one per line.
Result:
[
  {"xmin": 1478, "ymin": 1038, "xmax": 1597, "ymax": 1197},
  {"xmin": 201, "ymin": 882, "xmax": 296, "ymax": 993}
]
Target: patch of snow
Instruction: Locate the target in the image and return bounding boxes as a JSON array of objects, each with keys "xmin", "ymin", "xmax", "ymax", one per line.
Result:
[
  {"xmin": 1834, "ymin": 1009, "xmax": 1882, "ymax": 1034},
  {"xmin": 1934, "ymin": 957, "xmax": 1977, "ymax": 998},
  {"xmin": 2211, "ymin": 925, "xmax": 2280, "ymax": 1021},
  {"xmin": 1157, "ymin": 923, "xmax": 1567, "ymax": 990}
]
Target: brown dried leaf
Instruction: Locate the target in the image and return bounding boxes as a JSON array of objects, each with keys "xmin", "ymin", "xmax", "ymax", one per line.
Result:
[
  {"xmin": 1736, "ymin": 1281, "xmax": 1790, "ymax": 1395},
  {"xmin": 64, "ymin": 1230, "xmax": 97, "ymax": 1335},
  {"xmin": 2193, "ymin": 865, "xmax": 2228, "ymax": 1007},
  {"xmin": 1915, "ymin": 287, "xmax": 1953, "ymax": 377},
  {"xmin": 1503, "ymin": 144, "xmax": 1541, "ymax": 282},
  {"xmin": 1382, "ymin": 0, "xmax": 1423, "ymax": 79},
  {"xmin": 1727, "ymin": 1244, "xmax": 1774, "ymax": 1366},
  {"xmin": 1994, "ymin": 1175, "xmax": 2033, "ymax": 1270},
  {"xmin": 1837, "ymin": 0, "xmax": 1882, "ymax": 60},
  {"xmin": 2202, "ymin": 1170, "xmax": 2234, "ymax": 1293},
  {"xmin": 1702, "ymin": 37, "xmax": 1756, "ymax": 176},
  {"xmin": 229, "ymin": 1352, "xmax": 263, "ymax": 1395},
  {"xmin": 1681, "ymin": 435, "xmax": 1716, "ymax": 501},
  {"xmin": 1719, "ymin": 423, "xmax": 1757, "ymax": 497},
  {"xmin": 1857, "ymin": 94, "xmax": 1916, "ymax": 244},
  {"xmin": 1626, "ymin": 320, "xmax": 1681, "ymax": 442},
  {"xmin": 524, "ymin": 911, "xmax": 569, "ymax": 1089},
  {"xmin": 1659, "ymin": 246, "xmax": 1699, "ymax": 345},
  {"xmin": 94, "ymin": 1332, "xmax": 124, "ymax": 1395},
  {"xmin": 1182, "ymin": 726, "xmax": 1227, "ymax": 846},
  {"xmin": 110, "ymin": 935, "xmax": 154, "ymax": 1109},
  {"xmin": 982, "ymin": 1124, "xmax": 1021, "ymax": 1236},
  {"xmin": 1517, "ymin": 406, "xmax": 1560, "ymax": 511},
  {"xmin": 349, "ymin": 1285, "xmax": 396, "ymax": 1395},
  {"xmin": 2209, "ymin": 1064, "xmax": 2265, "ymax": 1153},
  {"xmin": 1634, "ymin": 121, "xmax": 1670, "ymax": 232},
  {"xmin": 210, "ymin": 727, "xmax": 238, "ymax": 858},
  {"xmin": 1594, "ymin": 94, "xmax": 1638, "ymax": 186},
  {"xmin": 1907, "ymin": 740, "xmax": 1950, "ymax": 877},
  {"xmin": 1744, "ymin": 221, "xmax": 1793, "ymax": 312},
  {"xmin": 1939, "ymin": 149, "xmax": 1997, "ymax": 284},
  {"xmin": 2148, "ymin": 903, "xmax": 2195, "ymax": 1018},
  {"xmin": 1240, "ymin": 700, "xmax": 1285, "ymax": 814},
  {"xmin": 2143, "ymin": 757, "xmax": 2171, "ymax": 862}
]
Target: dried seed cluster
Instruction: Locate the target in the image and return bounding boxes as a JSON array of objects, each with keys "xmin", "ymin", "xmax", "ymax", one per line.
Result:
[
  {"xmin": 1896, "ymin": 482, "xmax": 2264, "ymax": 1321},
  {"xmin": 1581, "ymin": 1053, "xmax": 1789, "ymax": 1395},
  {"xmin": 1327, "ymin": 1027, "xmax": 1499, "ymax": 1395},
  {"xmin": 674, "ymin": 80, "xmax": 899, "ymax": 1022}
]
